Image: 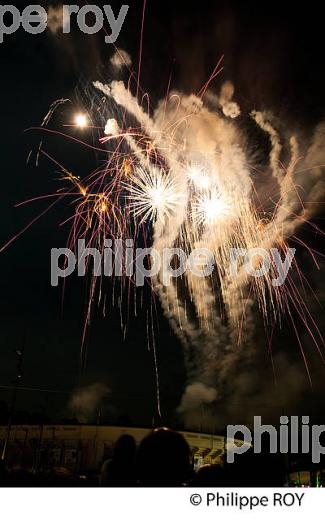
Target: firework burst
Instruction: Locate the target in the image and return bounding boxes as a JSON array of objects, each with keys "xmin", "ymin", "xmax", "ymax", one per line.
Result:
[
  {"xmin": 2, "ymin": 48, "xmax": 324, "ymax": 421},
  {"xmin": 191, "ymin": 187, "xmax": 232, "ymax": 225},
  {"xmin": 124, "ymin": 166, "xmax": 182, "ymax": 224}
]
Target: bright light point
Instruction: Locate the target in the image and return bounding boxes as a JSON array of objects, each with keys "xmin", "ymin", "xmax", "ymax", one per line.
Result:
[
  {"xmin": 75, "ymin": 114, "xmax": 88, "ymax": 129},
  {"xmin": 149, "ymin": 187, "xmax": 165, "ymax": 209},
  {"xmin": 187, "ymin": 165, "xmax": 211, "ymax": 190},
  {"xmin": 204, "ymin": 198, "xmax": 228, "ymax": 221},
  {"xmin": 196, "ymin": 175, "xmax": 210, "ymax": 190},
  {"xmin": 193, "ymin": 190, "xmax": 231, "ymax": 225}
]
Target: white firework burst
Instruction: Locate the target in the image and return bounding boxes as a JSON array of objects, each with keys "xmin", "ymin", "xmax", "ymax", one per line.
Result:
[
  {"xmin": 192, "ymin": 188, "xmax": 232, "ymax": 225},
  {"xmin": 124, "ymin": 166, "xmax": 182, "ymax": 224}
]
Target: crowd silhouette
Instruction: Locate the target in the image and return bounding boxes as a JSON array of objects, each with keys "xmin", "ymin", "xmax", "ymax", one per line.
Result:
[
  {"xmin": 0, "ymin": 427, "xmax": 290, "ymax": 486},
  {"xmin": 99, "ymin": 427, "xmax": 286, "ymax": 487}
]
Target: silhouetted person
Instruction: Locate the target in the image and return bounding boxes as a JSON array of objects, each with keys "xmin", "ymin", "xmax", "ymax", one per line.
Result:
[
  {"xmin": 100, "ymin": 434, "xmax": 136, "ymax": 486},
  {"xmin": 137, "ymin": 427, "xmax": 192, "ymax": 486},
  {"xmin": 194, "ymin": 463, "xmax": 225, "ymax": 486},
  {"xmin": 224, "ymin": 451, "xmax": 286, "ymax": 486}
]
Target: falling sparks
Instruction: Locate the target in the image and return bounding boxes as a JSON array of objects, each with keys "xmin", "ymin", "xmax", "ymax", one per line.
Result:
[{"xmin": 5, "ymin": 54, "xmax": 324, "ymax": 420}]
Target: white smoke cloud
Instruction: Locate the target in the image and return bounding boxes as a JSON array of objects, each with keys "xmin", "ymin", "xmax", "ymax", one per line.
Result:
[
  {"xmin": 104, "ymin": 118, "xmax": 120, "ymax": 136},
  {"xmin": 219, "ymin": 81, "xmax": 241, "ymax": 118},
  {"xmin": 179, "ymin": 382, "xmax": 218, "ymax": 410},
  {"xmin": 110, "ymin": 49, "xmax": 132, "ymax": 69},
  {"xmin": 69, "ymin": 383, "xmax": 110, "ymax": 422},
  {"xmin": 47, "ymin": 5, "xmax": 70, "ymax": 34}
]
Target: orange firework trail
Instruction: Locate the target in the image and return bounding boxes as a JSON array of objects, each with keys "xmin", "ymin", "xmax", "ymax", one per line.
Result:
[{"xmin": 1, "ymin": 50, "xmax": 325, "ymax": 419}]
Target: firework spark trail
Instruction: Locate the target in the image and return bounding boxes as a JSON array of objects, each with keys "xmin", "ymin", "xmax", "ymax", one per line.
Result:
[
  {"xmin": 135, "ymin": 84, "xmax": 256, "ymax": 402},
  {"xmin": 93, "ymin": 77, "xmax": 325, "ymax": 421},
  {"xmin": 154, "ymin": 93, "xmax": 265, "ymax": 398},
  {"xmin": 94, "ymin": 79, "xmax": 195, "ymax": 355},
  {"xmin": 5, "ymin": 57, "xmax": 324, "ymax": 426}
]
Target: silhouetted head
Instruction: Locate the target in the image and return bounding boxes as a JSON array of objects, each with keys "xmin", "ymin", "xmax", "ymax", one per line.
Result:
[
  {"xmin": 137, "ymin": 427, "xmax": 192, "ymax": 486},
  {"xmin": 113, "ymin": 434, "xmax": 136, "ymax": 464}
]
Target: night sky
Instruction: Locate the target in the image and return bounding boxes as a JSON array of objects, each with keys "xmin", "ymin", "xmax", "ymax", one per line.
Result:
[{"xmin": 0, "ymin": 0, "xmax": 324, "ymax": 430}]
